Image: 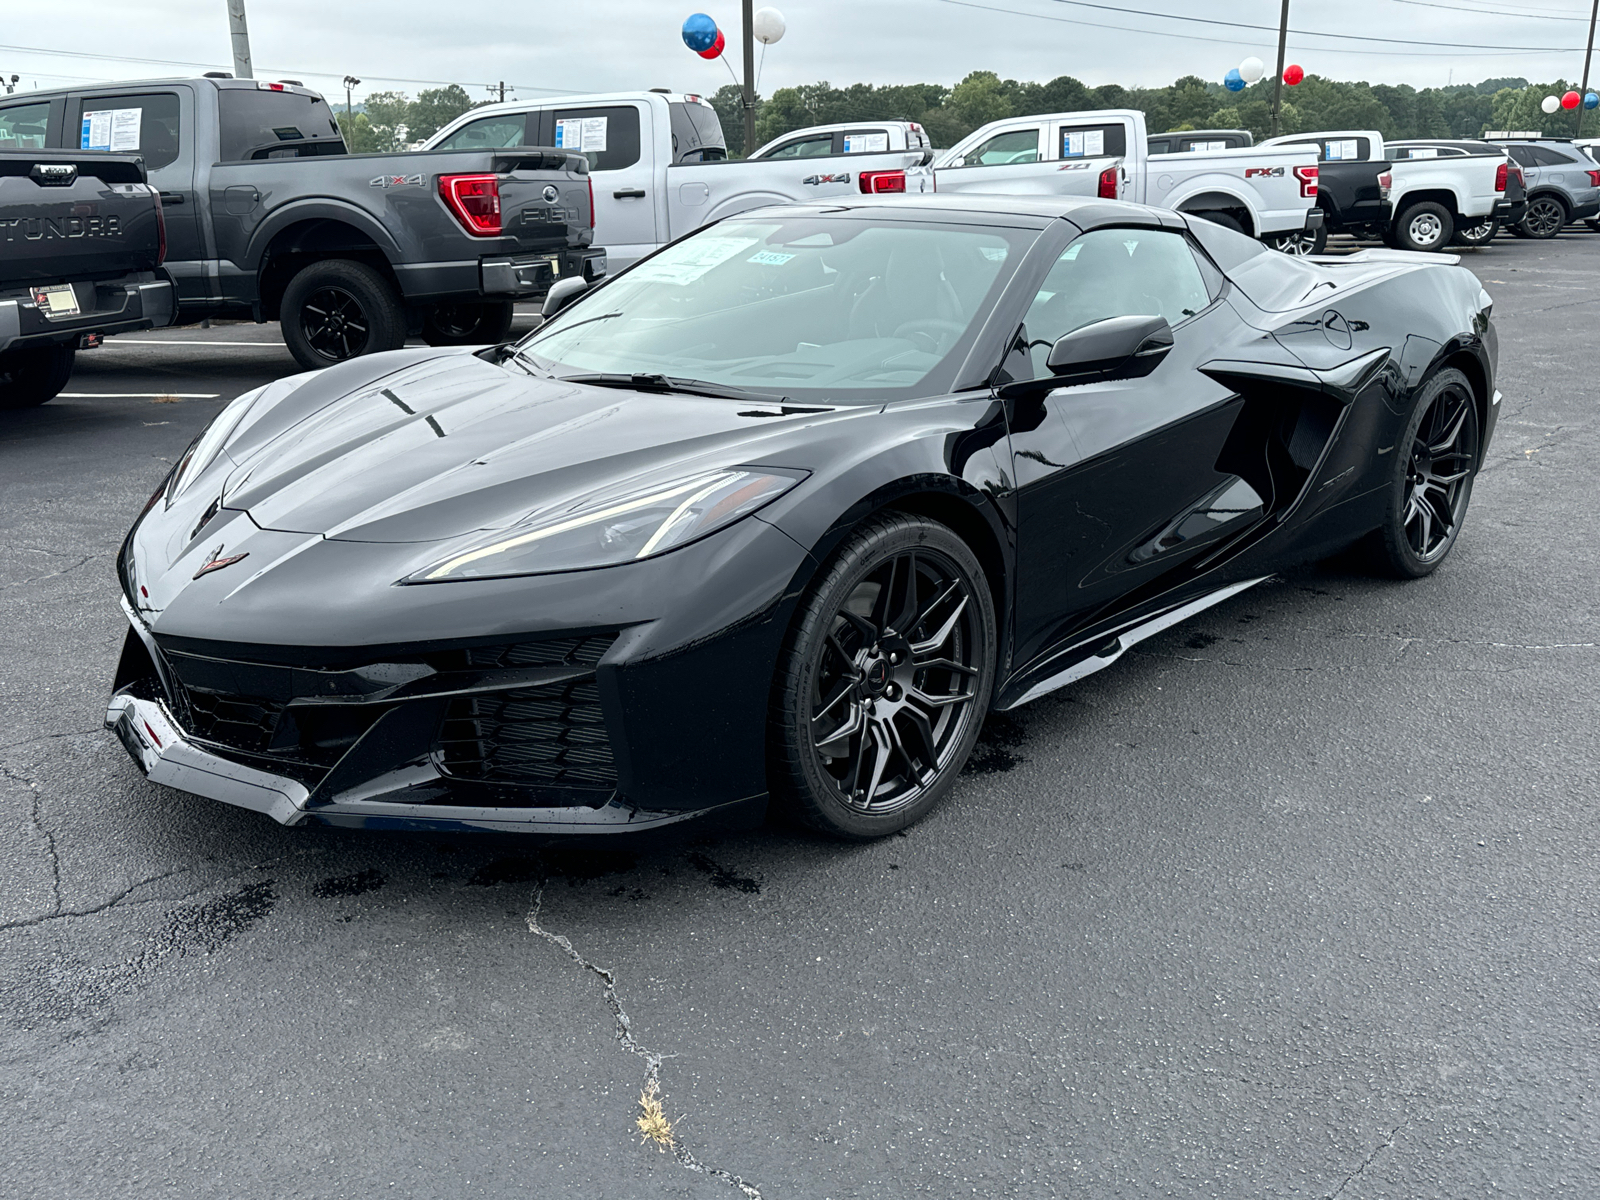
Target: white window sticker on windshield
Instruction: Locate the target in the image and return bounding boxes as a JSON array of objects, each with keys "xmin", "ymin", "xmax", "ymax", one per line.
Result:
[
  {"xmin": 630, "ymin": 236, "xmax": 761, "ymax": 285},
  {"xmin": 747, "ymin": 250, "xmax": 795, "ymax": 266},
  {"xmin": 843, "ymin": 132, "xmax": 888, "ymax": 153},
  {"xmin": 980, "ymin": 245, "xmax": 1009, "ymax": 261},
  {"xmin": 555, "ymin": 118, "xmax": 583, "ymax": 150},
  {"xmin": 581, "ymin": 116, "xmax": 608, "ymax": 152}
]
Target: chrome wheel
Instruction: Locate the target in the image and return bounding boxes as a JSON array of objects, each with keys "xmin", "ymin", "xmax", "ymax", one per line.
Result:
[
  {"xmin": 1402, "ymin": 384, "xmax": 1478, "ymax": 563},
  {"xmin": 1272, "ymin": 229, "xmax": 1322, "ymax": 256},
  {"xmin": 808, "ymin": 548, "xmax": 983, "ymax": 816}
]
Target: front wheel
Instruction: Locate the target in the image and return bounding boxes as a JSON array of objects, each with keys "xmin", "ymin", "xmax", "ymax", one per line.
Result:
[
  {"xmin": 421, "ymin": 300, "xmax": 515, "ymax": 347},
  {"xmin": 0, "ymin": 344, "xmax": 75, "ymax": 410},
  {"xmin": 280, "ymin": 259, "xmax": 406, "ymax": 371},
  {"xmin": 1451, "ymin": 216, "xmax": 1499, "ymax": 247},
  {"xmin": 1269, "ymin": 224, "xmax": 1328, "ymax": 256},
  {"xmin": 770, "ymin": 512, "xmax": 996, "ymax": 840},
  {"xmin": 1519, "ymin": 195, "xmax": 1567, "ymax": 239},
  {"xmin": 1368, "ymin": 367, "xmax": 1480, "ymax": 579},
  {"xmin": 1393, "ymin": 202, "xmax": 1454, "ymax": 252}
]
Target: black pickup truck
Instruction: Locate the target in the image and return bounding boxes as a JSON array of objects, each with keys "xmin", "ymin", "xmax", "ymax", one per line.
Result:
[
  {"xmin": 0, "ymin": 77, "xmax": 604, "ymax": 371},
  {"xmin": 0, "ymin": 148, "xmax": 174, "ymax": 409}
]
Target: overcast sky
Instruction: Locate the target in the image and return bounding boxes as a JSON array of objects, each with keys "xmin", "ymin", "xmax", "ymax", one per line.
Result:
[{"xmin": 5, "ymin": 0, "xmax": 1596, "ymax": 102}]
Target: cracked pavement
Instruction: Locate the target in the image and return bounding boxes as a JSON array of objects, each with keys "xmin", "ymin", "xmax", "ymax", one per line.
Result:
[{"xmin": 2, "ymin": 239, "xmax": 1599, "ymax": 1198}]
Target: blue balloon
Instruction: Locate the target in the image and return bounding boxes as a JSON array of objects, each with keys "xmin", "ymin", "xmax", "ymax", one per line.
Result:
[
  {"xmin": 1586, "ymin": 92, "xmax": 1599, "ymax": 110},
  {"xmin": 682, "ymin": 13, "xmax": 718, "ymax": 52},
  {"xmin": 1224, "ymin": 69, "xmax": 1246, "ymax": 93}
]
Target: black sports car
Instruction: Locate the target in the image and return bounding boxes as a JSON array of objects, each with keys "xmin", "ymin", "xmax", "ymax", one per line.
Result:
[{"xmin": 108, "ymin": 195, "xmax": 1498, "ymax": 839}]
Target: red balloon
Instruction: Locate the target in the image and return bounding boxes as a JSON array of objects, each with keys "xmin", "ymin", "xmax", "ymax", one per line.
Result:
[
  {"xmin": 698, "ymin": 28, "xmax": 726, "ymax": 59},
  {"xmin": 1563, "ymin": 89, "xmax": 1581, "ymax": 109},
  {"xmin": 1283, "ymin": 64, "xmax": 1304, "ymax": 86}
]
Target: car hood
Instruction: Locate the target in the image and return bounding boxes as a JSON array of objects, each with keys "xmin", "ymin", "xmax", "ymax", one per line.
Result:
[{"xmin": 217, "ymin": 349, "xmax": 850, "ymax": 544}]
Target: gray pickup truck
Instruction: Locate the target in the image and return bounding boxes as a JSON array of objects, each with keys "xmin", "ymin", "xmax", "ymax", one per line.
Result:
[
  {"xmin": 0, "ymin": 145, "xmax": 174, "ymax": 408},
  {"xmin": 0, "ymin": 77, "xmax": 604, "ymax": 371}
]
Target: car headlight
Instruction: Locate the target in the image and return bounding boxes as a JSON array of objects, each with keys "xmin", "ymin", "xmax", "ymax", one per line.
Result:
[
  {"xmin": 166, "ymin": 384, "xmax": 268, "ymax": 506},
  {"xmin": 406, "ymin": 467, "xmax": 806, "ymax": 583}
]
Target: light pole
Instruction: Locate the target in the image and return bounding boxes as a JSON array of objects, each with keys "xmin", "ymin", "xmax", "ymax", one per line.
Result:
[
  {"xmin": 741, "ymin": 0, "xmax": 756, "ymax": 160},
  {"xmin": 1579, "ymin": 0, "xmax": 1600, "ymax": 136},
  {"xmin": 226, "ymin": 0, "xmax": 253, "ymax": 80},
  {"xmin": 343, "ymin": 76, "xmax": 360, "ymax": 142},
  {"xmin": 1270, "ymin": 0, "xmax": 1290, "ymax": 137},
  {"xmin": 3, "ymin": 75, "xmax": 16, "ymax": 95}
]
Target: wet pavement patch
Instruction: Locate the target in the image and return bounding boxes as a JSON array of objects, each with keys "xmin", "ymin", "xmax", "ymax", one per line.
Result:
[
  {"xmin": 311, "ymin": 868, "xmax": 385, "ymax": 898},
  {"xmin": 1185, "ymin": 632, "xmax": 1220, "ymax": 650},
  {"xmin": 159, "ymin": 880, "xmax": 276, "ymax": 957},
  {"xmin": 687, "ymin": 852, "xmax": 761, "ymax": 894},
  {"xmin": 963, "ymin": 710, "xmax": 1029, "ymax": 775}
]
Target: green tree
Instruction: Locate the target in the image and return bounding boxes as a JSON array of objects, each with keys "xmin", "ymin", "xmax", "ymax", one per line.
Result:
[
  {"xmin": 334, "ymin": 111, "xmax": 380, "ymax": 153},
  {"xmin": 361, "ymin": 90, "xmax": 412, "ymax": 151},
  {"xmin": 409, "ymin": 85, "xmax": 475, "ymax": 142}
]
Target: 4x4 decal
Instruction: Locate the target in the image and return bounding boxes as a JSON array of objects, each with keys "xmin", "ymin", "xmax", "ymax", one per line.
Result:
[{"xmin": 369, "ymin": 173, "xmax": 424, "ymax": 189}]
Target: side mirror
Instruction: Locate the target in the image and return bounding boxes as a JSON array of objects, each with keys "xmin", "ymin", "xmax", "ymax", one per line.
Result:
[
  {"xmin": 998, "ymin": 314, "xmax": 1174, "ymax": 399},
  {"xmin": 541, "ymin": 275, "xmax": 590, "ymax": 319}
]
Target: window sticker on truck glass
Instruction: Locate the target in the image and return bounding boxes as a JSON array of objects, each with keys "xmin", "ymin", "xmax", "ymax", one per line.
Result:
[
  {"xmin": 1061, "ymin": 128, "xmax": 1105, "ymax": 158},
  {"xmin": 82, "ymin": 107, "xmax": 142, "ymax": 152},
  {"xmin": 843, "ymin": 132, "xmax": 888, "ymax": 153},
  {"xmin": 630, "ymin": 234, "xmax": 765, "ymax": 285},
  {"xmin": 1324, "ymin": 139, "xmax": 1359, "ymax": 161},
  {"xmin": 555, "ymin": 118, "xmax": 584, "ymax": 150},
  {"xmin": 581, "ymin": 117, "xmax": 608, "ymax": 152},
  {"xmin": 1197, "ymin": 140, "xmax": 1227, "ymax": 151}
]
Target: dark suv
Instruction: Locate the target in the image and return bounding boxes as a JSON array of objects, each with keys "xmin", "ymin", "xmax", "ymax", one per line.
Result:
[{"xmin": 1490, "ymin": 139, "xmax": 1600, "ymax": 238}]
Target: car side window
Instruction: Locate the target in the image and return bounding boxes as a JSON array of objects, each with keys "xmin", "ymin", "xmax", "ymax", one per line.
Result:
[
  {"xmin": 959, "ymin": 127, "xmax": 1040, "ymax": 166},
  {"xmin": 0, "ymin": 102, "xmax": 49, "ymax": 149},
  {"xmin": 1019, "ymin": 228, "xmax": 1212, "ymax": 378},
  {"xmin": 551, "ymin": 105, "xmax": 642, "ymax": 172},
  {"xmin": 1507, "ymin": 146, "xmax": 1537, "ymax": 168},
  {"xmin": 434, "ymin": 114, "xmax": 528, "ymax": 150},
  {"xmin": 766, "ymin": 134, "xmax": 837, "ymax": 159},
  {"xmin": 1533, "ymin": 146, "xmax": 1579, "ymax": 167},
  {"xmin": 78, "ymin": 93, "xmax": 181, "ymax": 170}
]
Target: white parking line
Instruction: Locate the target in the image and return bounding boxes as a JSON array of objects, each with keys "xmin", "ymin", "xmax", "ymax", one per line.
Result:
[
  {"xmin": 58, "ymin": 392, "xmax": 222, "ymax": 398},
  {"xmin": 104, "ymin": 340, "xmax": 287, "ymax": 347}
]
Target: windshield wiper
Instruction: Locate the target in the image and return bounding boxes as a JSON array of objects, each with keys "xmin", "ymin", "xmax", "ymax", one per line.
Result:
[{"xmin": 557, "ymin": 373, "xmax": 790, "ymax": 404}]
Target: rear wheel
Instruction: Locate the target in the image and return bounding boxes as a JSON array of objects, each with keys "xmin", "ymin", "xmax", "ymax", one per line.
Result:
[
  {"xmin": 280, "ymin": 259, "xmax": 406, "ymax": 371},
  {"xmin": 1519, "ymin": 195, "xmax": 1567, "ymax": 239},
  {"xmin": 421, "ymin": 300, "xmax": 515, "ymax": 347},
  {"xmin": 1368, "ymin": 367, "xmax": 1479, "ymax": 579},
  {"xmin": 1392, "ymin": 202, "xmax": 1454, "ymax": 252},
  {"xmin": 770, "ymin": 512, "xmax": 995, "ymax": 840},
  {"xmin": 0, "ymin": 344, "xmax": 75, "ymax": 410},
  {"xmin": 1269, "ymin": 224, "xmax": 1328, "ymax": 255},
  {"xmin": 1451, "ymin": 216, "xmax": 1499, "ymax": 247},
  {"xmin": 1198, "ymin": 212, "xmax": 1248, "ymax": 236}
]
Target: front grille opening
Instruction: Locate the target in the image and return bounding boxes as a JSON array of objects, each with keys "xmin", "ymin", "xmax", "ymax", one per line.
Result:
[
  {"xmin": 430, "ymin": 633, "xmax": 617, "ymax": 672},
  {"xmin": 285, "ymin": 704, "xmax": 386, "ymax": 764},
  {"xmin": 183, "ymin": 689, "xmax": 285, "ymax": 754},
  {"xmin": 438, "ymin": 678, "xmax": 616, "ymax": 788}
]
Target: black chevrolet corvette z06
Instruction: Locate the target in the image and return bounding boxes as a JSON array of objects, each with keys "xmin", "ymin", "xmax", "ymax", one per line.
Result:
[{"xmin": 108, "ymin": 194, "xmax": 1498, "ymax": 840}]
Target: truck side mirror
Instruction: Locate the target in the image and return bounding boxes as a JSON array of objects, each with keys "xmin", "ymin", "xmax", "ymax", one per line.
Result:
[{"xmin": 542, "ymin": 276, "xmax": 589, "ymax": 319}]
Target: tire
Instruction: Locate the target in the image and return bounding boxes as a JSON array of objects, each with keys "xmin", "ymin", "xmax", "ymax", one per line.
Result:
[
  {"xmin": 421, "ymin": 300, "xmax": 515, "ymax": 347},
  {"xmin": 1450, "ymin": 216, "xmax": 1498, "ymax": 247},
  {"xmin": 280, "ymin": 259, "xmax": 405, "ymax": 371},
  {"xmin": 1392, "ymin": 201, "xmax": 1454, "ymax": 253},
  {"xmin": 1587, "ymin": 217, "xmax": 1600, "ymax": 232},
  {"xmin": 1367, "ymin": 367, "xmax": 1480, "ymax": 579},
  {"xmin": 1198, "ymin": 212, "xmax": 1248, "ymax": 236},
  {"xmin": 1519, "ymin": 195, "xmax": 1567, "ymax": 239},
  {"xmin": 1269, "ymin": 224, "xmax": 1328, "ymax": 256},
  {"xmin": 0, "ymin": 344, "xmax": 75, "ymax": 410},
  {"xmin": 769, "ymin": 511, "xmax": 996, "ymax": 840}
]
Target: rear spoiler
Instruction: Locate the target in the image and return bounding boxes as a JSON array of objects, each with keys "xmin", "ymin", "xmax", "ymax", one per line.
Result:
[{"xmin": 487, "ymin": 148, "xmax": 590, "ymax": 174}]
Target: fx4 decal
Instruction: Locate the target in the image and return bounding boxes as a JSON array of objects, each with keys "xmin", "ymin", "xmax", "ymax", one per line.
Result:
[
  {"xmin": 802, "ymin": 172, "xmax": 852, "ymax": 185},
  {"xmin": 370, "ymin": 174, "xmax": 425, "ymax": 189},
  {"xmin": 1245, "ymin": 166, "xmax": 1287, "ymax": 178}
]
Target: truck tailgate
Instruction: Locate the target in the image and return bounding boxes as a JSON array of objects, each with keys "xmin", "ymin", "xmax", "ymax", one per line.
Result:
[
  {"xmin": 489, "ymin": 149, "xmax": 593, "ymax": 252},
  {"xmin": 0, "ymin": 152, "xmax": 163, "ymax": 287}
]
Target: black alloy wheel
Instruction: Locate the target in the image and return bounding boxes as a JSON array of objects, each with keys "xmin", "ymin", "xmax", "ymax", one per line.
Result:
[
  {"xmin": 1451, "ymin": 216, "xmax": 1499, "ymax": 247},
  {"xmin": 1270, "ymin": 225, "xmax": 1328, "ymax": 256},
  {"xmin": 1370, "ymin": 367, "xmax": 1480, "ymax": 578},
  {"xmin": 0, "ymin": 344, "xmax": 74, "ymax": 410},
  {"xmin": 421, "ymin": 300, "xmax": 516, "ymax": 347},
  {"xmin": 1520, "ymin": 195, "xmax": 1567, "ymax": 239},
  {"xmin": 279, "ymin": 258, "xmax": 406, "ymax": 372},
  {"xmin": 772, "ymin": 513, "xmax": 995, "ymax": 840}
]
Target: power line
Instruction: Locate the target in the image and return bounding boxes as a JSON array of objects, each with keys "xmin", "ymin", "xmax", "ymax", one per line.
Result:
[
  {"xmin": 935, "ymin": 0, "xmax": 1576, "ymax": 54},
  {"xmin": 1385, "ymin": 0, "xmax": 1592, "ymax": 20}
]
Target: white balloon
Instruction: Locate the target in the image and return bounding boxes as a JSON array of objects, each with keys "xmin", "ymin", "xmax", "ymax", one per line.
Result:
[
  {"xmin": 752, "ymin": 6, "xmax": 786, "ymax": 44},
  {"xmin": 1542, "ymin": 94, "xmax": 1561, "ymax": 113},
  {"xmin": 1238, "ymin": 56, "xmax": 1265, "ymax": 83}
]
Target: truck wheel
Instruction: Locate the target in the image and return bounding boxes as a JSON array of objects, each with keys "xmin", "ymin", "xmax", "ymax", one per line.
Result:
[
  {"xmin": 280, "ymin": 259, "xmax": 405, "ymax": 371},
  {"xmin": 1196, "ymin": 212, "xmax": 1248, "ymax": 235},
  {"xmin": 1450, "ymin": 217, "xmax": 1498, "ymax": 247},
  {"xmin": 1393, "ymin": 202, "xmax": 1453, "ymax": 252},
  {"xmin": 421, "ymin": 300, "xmax": 515, "ymax": 347},
  {"xmin": 1519, "ymin": 195, "xmax": 1567, "ymax": 239},
  {"xmin": 0, "ymin": 345, "xmax": 75, "ymax": 410},
  {"xmin": 1269, "ymin": 225, "xmax": 1327, "ymax": 255}
]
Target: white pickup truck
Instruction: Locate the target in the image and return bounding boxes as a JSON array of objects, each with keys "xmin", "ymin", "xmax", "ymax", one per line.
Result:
[
  {"xmin": 422, "ymin": 91, "xmax": 933, "ymax": 270},
  {"xmin": 1259, "ymin": 129, "xmax": 1505, "ymax": 252},
  {"xmin": 930, "ymin": 109, "xmax": 1324, "ymax": 251},
  {"xmin": 748, "ymin": 120, "xmax": 934, "ymax": 159}
]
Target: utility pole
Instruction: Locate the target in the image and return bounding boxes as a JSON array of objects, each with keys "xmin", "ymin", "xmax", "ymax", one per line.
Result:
[
  {"xmin": 1270, "ymin": 0, "xmax": 1290, "ymax": 137},
  {"xmin": 742, "ymin": 0, "xmax": 756, "ymax": 158},
  {"xmin": 226, "ymin": 0, "xmax": 253, "ymax": 80},
  {"xmin": 1579, "ymin": 0, "xmax": 1599, "ymax": 136}
]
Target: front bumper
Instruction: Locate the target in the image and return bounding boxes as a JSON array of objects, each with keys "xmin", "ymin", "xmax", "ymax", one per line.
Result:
[
  {"xmin": 0, "ymin": 273, "xmax": 173, "ymax": 354},
  {"xmin": 1568, "ymin": 196, "xmax": 1600, "ymax": 221}
]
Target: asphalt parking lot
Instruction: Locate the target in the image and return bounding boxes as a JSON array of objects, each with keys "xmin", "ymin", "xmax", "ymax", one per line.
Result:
[{"xmin": 3, "ymin": 236, "xmax": 1598, "ymax": 1200}]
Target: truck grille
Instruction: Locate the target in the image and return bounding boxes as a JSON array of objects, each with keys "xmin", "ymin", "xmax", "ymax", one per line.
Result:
[{"xmin": 438, "ymin": 677, "xmax": 616, "ymax": 788}]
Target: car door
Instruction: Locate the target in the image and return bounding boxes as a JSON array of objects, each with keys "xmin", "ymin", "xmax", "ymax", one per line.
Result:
[
  {"xmin": 936, "ymin": 122, "xmax": 1045, "ymax": 194},
  {"xmin": 68, "ymin": 87, "xmax": 202, "ymax": 303},
  {"xmin": 1507, "ymin": 145, "xmax": 1540, "ymax": 191},
  {"xmin": 542, "ymin": 101, "xmax": 657, "ymax": 261},
  {"xmin": 1002, "ymin": 224, "xmax": 1267, "ymax": 669}
]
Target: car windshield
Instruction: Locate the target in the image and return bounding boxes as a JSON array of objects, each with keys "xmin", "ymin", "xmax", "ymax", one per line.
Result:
[{"xmin": 517, "ymin": 216, "xmax": 1038, "ymax": 402}]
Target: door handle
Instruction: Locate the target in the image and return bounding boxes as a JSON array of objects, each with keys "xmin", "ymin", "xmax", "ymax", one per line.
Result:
[
  {"xmin": 612, "ymin": 188, "xmax": 647, "ymax": 199},
  {"xmin": 159, "ymin": 192, "xmax": 185, "ymax": 205}
]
